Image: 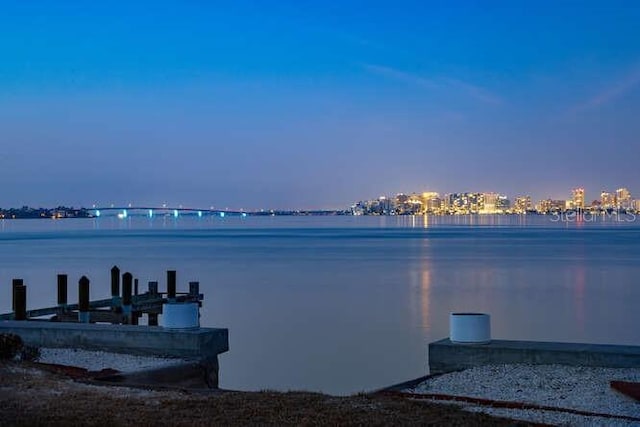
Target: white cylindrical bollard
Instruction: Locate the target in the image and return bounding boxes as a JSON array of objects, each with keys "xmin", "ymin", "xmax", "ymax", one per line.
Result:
[
  {"xmin": 161, "ymin": 302, "xmax": 200, "ymax": 330},
  {"xmin": 450, "ymin": 313, "xmax": 491, "ymax": 344}
]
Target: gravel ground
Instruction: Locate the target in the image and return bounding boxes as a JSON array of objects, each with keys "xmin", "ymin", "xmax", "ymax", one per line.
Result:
[
  {"xmin": 406, "ymin": 364, "xmax": 640, "ymax": 426},
  {"xmin": 0, "ymin": 362, "xmax": 534, "ymax": 426},
  {"xmin": 464, "ymin": 404, "xmax": 637, "ymax": 426},
  {"xmin": 37, "ymin": 348, "xmax": 186, "ymax": 372}
]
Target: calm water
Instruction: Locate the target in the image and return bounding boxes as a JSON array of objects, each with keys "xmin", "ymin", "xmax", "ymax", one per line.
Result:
[{"xmin": 1, "ymin": 214, "xmax": 639, "ymax": 394}]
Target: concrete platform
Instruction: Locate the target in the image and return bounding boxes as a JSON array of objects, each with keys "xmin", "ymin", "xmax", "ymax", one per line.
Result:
[
  {"xmin": 0, "ymin": 320, "xmax": 228, "ymax": 359},
  {"xmin": 429, "ymin": 338, "xmax": 640, "ymax": 374}
]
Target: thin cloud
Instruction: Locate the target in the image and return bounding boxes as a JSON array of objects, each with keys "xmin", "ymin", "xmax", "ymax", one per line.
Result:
[
  {"xmin": 362, "ymin": 63, "xmax": 440, "ymax": 90},
  {"xmin": 573, "ymin": 66, "xmax": 640, "ymax": 113},
  {"xmin": 442, "ymin": 77, "xmax": 503, "ymax": 106},
  {"xmin": 362, "ymin": 63, "xmax": 503, "ymax": 105}
]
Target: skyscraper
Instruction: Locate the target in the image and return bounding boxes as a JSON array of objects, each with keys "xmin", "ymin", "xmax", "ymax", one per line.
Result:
[
  {"xmin": 616, "ymin": 188, "xmax": 632, "ymax": 210},
  {"xmin": 421, "ymin": 192, "xmax": 441, "ymax": 214},
  {"xmin": 572, "ymin": 188, "xmax": 585, "ymax": 210},
  {"xmin": 481, "ymin": 192, "xmax": 499, "ymax": 214},
  {"xmin": 495, "ymin": 195, "xmax": 510, "ymax": 212},
  {"xmin": 514, "ymin": 196, "xmax": 532, "ymax": 213},
  {"xmin": 600, "ymin": 191, "xmax": 614, "ymax": 209}
]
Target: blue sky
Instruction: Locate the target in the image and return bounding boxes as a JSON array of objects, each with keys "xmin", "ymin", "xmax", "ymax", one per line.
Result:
[{"xmin": 1, "ymin": 1, "xmax": 639, "ymax": 209}]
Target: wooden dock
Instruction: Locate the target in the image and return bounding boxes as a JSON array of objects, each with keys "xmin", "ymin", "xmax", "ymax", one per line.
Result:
[
  {"xmin": 1, "ymin": 266, "xmax": 229, "ymax": 388},
  {"xmin": 1, "ymin": 266, "xmax": 203, "ymax": 326}
]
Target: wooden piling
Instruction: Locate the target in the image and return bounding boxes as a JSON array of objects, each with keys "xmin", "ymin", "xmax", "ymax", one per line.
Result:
[
  {"xmin": 111, "ymin": 266, "xmax": 120, "ymax": 310},
  {"xmin": 122, "ymin": 273, "xmax": 133, "ymax": 306},
  {"xmin": 148, "ymin": 281, "xmax": 159, "ymax": 326},
  {"xmin": 11, "ymin": 279, "xmax": 23, "ymax": 310},
  {"xmin": 167, "ymin": 270, "xmax": 176, "ymax": 300},
  {"xmin": 13, "ymin": 285, "xmax": 26, "ymax": 321},
  {"xmin": 148, "ymin": 281, "xmax": 158, "ymax": 295},
  {"xmin": 132, "ymin": 278, "xmax": 140, "ymax": 324},
  {"xmin": 57, "ymin": 274, "xmax": 68, "ymax": 307},
  {"xmin": 122, "ymin": 273, "xmax": 133, "ymax": 324},
  {"xmin": 189, "ymin": 281, "xmax": 200, "ymax": 298},
  {"xmin": 111, "ymin": 266, "xmax": 120, "ymax": 296},
  {"xmin": 78, "ymin": 276, "xmax": 90, "ymax": 323},
  {"xmin": 148, "ymin": 313, "xmax": 158, "ymax": 326}
]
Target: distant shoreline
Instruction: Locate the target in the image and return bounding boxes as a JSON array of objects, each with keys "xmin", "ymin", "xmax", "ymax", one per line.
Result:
[{"xmin": 0, "ymin": 206, "xmax": 637, "ymax": 220}]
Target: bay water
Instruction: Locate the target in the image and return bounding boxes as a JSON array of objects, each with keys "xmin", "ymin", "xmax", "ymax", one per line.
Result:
[{"xmin": 1, "ymin": 214, "xmax": 639, "ymax": 394}]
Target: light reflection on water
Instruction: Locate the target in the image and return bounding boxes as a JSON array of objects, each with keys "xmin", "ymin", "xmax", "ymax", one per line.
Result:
[{"xmin": 0, "ymin": 215, "xmax": 639, "ymax": 395}]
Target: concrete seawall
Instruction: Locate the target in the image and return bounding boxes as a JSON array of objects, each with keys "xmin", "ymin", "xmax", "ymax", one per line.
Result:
[
  {"xmin": 429, "ymin": 338, "xmax": 640, "ymax": 374},
  {"xmin": 0, "ymin": 320, "xmax": 229, "ymax": 387},
  {"xmin": 0, "ymin": 320, "xmax": 228, "ymax": 359}
]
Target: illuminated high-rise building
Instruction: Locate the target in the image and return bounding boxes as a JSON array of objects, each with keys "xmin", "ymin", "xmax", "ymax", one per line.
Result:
[
  {"xmin": 536, "ymin": 199, "xmax": 565, "ymax": 213},
  {"xmin": 616, "ymin": 188, "xmax": 632, "ymax": 210},
  {"xmin": 537, "ymin": 199, "xmax": 549, "ymax": 213},
  {"xmin": 394, "ymin": 193, "xmax": 409, "ymax": 214},
  {"xmin": 407, "ymin": 193, "xmax": 423, "ymax": 215},
  {"xmin": 480, "ymin": 192, "xmax": 499, "ymax": 214},
  {"xmin": 572, "ymin": 188, "xmax": 585, "ymax": 210},
  {"xmin": 551, "ymin": 200, "xmax": 567, "ymax": 212},
  {"xmin": 378, "ymin": 196, "xmax": 394, "ymax": 215},
  {"xmin": 395, "ymin": 193, "xmax": 409, "ymax": 204},
  {"xmin": 444, "ymin": 193, "xmax": 482, "ymax": 214},
  {"xmin": 495, "ymin": 195, "xmax": 510, "ymax": 212},
  {"xmin": 600, "ymin": 191, "xmax": 614, "ymax": 209},
  {"xmin": 513, "ymin": 196, "xmax": 532, "ymax": 213},
  {"xmin": 420, "ymin": 192, "xmax": 441, "ymax": 214}
]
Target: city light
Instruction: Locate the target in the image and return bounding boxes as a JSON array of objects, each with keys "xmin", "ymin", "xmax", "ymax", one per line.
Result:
[{"xmin": 352, "ymin": 187, "xmax": 638, "ymax": 216}]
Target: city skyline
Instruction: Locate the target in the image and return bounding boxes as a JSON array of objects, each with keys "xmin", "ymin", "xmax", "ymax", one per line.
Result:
[
  {"xmin": 352, "ymin": 185, "xmax": 639, "ymax": 215},
  {"xmin": 1, "ymin": 2, "xmax": 640, "ymax": 209},
  {"xmin": 1, "ymin": 184, "xmax": 637, "ymax": 215}
]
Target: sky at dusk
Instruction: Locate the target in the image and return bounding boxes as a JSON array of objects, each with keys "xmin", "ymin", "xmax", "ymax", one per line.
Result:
[{"xmin": 1, "ymin": 1, "xmax": 639, "ymax": 210}]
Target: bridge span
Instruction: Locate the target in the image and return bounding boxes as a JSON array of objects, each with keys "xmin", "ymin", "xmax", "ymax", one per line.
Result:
[{"xmin": 91, "ymin": 207, "xmax": 248, "ymax": 219}]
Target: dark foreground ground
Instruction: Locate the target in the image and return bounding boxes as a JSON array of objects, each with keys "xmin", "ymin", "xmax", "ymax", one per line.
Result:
[{"xmin": 0, "ymin": 362, "xmax": 535, "ymax": 426}]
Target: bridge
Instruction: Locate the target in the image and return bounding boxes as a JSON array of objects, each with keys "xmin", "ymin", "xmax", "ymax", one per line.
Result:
[{"xmin": 91, "ymin": 207, "xmax": 249, "ymax": 219}]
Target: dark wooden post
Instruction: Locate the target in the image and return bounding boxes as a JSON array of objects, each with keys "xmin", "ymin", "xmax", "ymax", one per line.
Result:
[
  {"xmin": 148, "ymin": 281, "xmax": 159, "ymax": 326},
  {"xmin": 13, "ymin": 284, "xmax": 26, "ymax": 321},
  {"xmin": 132, "ymin": 278, "xmax": 140, "ymax": 325},
  {"xmin": 57, "ymin": 274, "xmax": 68, "ymax": 308},
  {"xmin": 78, "ymin": 276, "xmax": 90, "ymax": 323},
  {"xmin": 148, "ymin": 313, "xmax": 159, "ymax": 326},
  {"xmin": 148, "ymin": 281, "xmax": 158, "ymax": 295},
  {"xmin": 111, "ymin": 265, "xmax": 120, "ymax": 310},
  {"xmin": 189, "ymin": 281, "xmax": 200, "ymax": 300},
  {"xmin": 167, "ymin": 270, "xmax": 176, "ymax": 300},
  {"xmin": 122, "ymin": 273, "xmax": 132, "ymax": 306},
  {"xmin": 11, "ymin": 279, "xmax": 23, "ymax": 310},
  {"xmin": 122, "ymin": 272, "xmax": 133, "ymax": 324}
]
